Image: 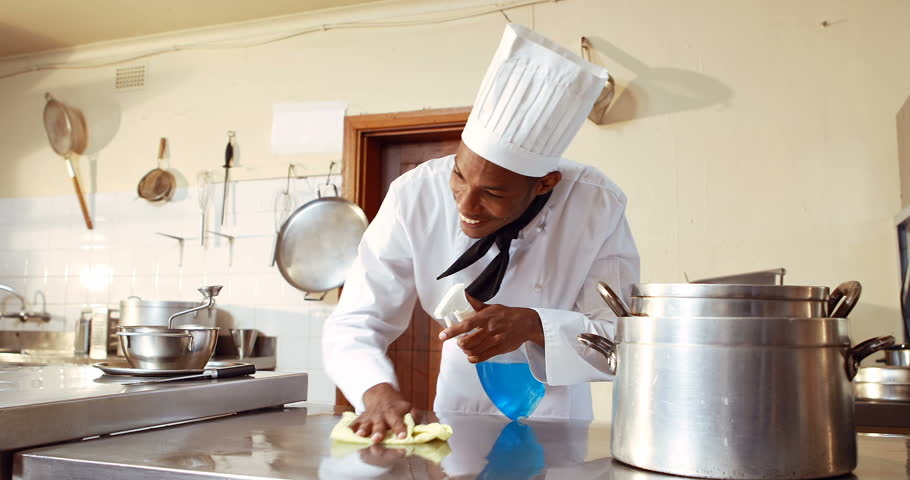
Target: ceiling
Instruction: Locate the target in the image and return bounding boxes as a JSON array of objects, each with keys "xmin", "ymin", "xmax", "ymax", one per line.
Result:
[{"xmin": 0, "ymin": 0, "xmax": 384, "ymax": 58}]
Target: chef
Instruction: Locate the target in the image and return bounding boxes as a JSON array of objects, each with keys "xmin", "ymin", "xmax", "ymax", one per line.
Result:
[{"xmin": 323, "ymin": 23, "xmax": 640, "ymax": 443}]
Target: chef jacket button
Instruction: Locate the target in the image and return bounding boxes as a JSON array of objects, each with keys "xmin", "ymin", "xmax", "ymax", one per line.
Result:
[
  {"xmin": 536, "ymin": 224, "xmax": 545, "ymax": 232},
  {"xmin": 534, "ymin": 284, "xmax": 543, "ymax": 291}
]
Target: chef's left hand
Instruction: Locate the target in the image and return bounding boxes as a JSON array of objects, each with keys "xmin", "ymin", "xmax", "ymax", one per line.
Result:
[{"xmin": 438, "ymin": 296, "xmax": 544, "ymax": 363}]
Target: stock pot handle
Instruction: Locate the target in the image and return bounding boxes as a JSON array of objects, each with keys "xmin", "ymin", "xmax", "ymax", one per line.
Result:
[
  {"xmin": 845, "ymin": 335, "xmax": 895, "ymax": 380},
  {"xmin": 829, "ymin": 281, "xmax": 862, "ymax": 318},
  {"xmin": 596, "ymin": 281, "xmax": 634, "ymax": 317},
  {"xmin": 577, "ymin": 333, "xmax": 617, "ymax": 376}
]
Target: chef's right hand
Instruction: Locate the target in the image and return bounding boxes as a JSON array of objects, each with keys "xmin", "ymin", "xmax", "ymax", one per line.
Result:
[{"xmin": 351, "ymin": 382, "xmax": 413, "ymax": 444}]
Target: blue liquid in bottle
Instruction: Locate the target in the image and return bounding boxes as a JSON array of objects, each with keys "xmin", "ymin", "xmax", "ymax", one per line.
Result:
[{"xmin": 476, "ymin": 361, "xmax": 546, "ymax": 421}]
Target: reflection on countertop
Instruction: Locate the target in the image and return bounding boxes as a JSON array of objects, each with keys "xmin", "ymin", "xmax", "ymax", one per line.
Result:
[
  {"xmin": 14, "ymin": 405, "xmax": 910, "ymax": 480},
  {"xmin": 0, "ymin": 361, "xmax": 308, "ymax": 479}
]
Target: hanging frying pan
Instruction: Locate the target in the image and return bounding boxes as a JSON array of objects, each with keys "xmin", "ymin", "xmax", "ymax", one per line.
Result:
[
  {"xmin": 43, "ymin": 93, "xmax": 93, "ymax": 229},
  {"xmin": 275, "ymin": 184, "xmax": 368, "ymax": 300}
]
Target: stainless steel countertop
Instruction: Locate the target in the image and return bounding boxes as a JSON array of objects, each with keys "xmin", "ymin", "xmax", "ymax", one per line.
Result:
[
  {"xmin": 0, "ymin": 364, "xmax": 307, "ymax": 453},
  {"xmin": 13, "ymin": 405, "xmax": 910, "ymax": 480},
  {"xmin": 0, "ymin": 351, "xmax": 277, "ymax": 370}
]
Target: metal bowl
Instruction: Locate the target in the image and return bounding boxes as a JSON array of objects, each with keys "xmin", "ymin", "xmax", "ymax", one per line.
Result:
[{"xmin": 117, "ymin": 325, "xmax": 220, "ymax": 370}]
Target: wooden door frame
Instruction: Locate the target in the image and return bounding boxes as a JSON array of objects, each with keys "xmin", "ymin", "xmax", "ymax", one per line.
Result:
[
  {"xmin": 342, "ymin": 107, "xmax": 471, "ymax": 220},
  {"xmin": 336, "ymin": 106, "xmax": 471, "ymax": 408}
]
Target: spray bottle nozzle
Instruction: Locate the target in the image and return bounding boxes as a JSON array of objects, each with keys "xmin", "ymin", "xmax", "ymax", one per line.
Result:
[{"xmin": 434, "ymin": 283, "xmax": 475, "ymax": 328}]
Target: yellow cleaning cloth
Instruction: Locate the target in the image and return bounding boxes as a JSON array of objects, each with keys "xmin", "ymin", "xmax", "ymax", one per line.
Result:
[
  {"xmin": 329, "ymin": 412, "xmax": 454, "ymax": 464},
  {"xmin": 330, "ymin": 411, "xmax": 453, "ymax": 445}
]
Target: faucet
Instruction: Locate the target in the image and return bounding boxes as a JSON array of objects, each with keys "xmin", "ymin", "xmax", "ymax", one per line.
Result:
[
  {"xmin": 0, "ymin": 284, "xmax": 51, "ymax": 323},
  {"xmin": 0, "ymin": 284, "xmax": 27, "ymax": 311}
]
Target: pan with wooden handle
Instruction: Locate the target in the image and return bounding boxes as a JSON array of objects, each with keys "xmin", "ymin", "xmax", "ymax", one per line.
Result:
[{"xmin": 42, "ymin": 93, "xmax": 93, "ymax": 229}]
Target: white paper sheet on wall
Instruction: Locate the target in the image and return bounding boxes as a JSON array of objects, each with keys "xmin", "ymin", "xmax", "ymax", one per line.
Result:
[{"xmin": 271, "ymin": 101, "xmax": 347, "ymax": 155}]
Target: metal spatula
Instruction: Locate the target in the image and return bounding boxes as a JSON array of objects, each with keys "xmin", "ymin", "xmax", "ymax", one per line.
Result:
[{"xmin": 126, "ymin": 363, "xmax": 255, "ymax": 386}]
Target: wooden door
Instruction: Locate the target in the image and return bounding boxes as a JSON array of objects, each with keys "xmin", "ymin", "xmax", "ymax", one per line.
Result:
[
  {"xmin": 382, "ymin": 138, "xmax": 460, "ymax": 410},
  {"xmin": 338, "ymin": 108, "xmax": 470, "ymax": 410}
]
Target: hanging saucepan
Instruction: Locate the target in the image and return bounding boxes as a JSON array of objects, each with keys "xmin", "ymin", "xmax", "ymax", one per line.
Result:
[
  {"xmin": 137, "ymin": 138, "xmax": 176, "ymax": 202},
  {"xmin": 274, "ymin": 184, "xmax": 368, "ymax": 300},
  {"xmin": 43, "ymin": 93, "xmax": 93, "ymax": 229}
]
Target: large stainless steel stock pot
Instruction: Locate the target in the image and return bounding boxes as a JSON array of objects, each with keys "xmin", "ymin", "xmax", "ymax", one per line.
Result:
[
  {"xmin": 579, "ymin": 315, "xmax": 893, "ymax": 479},
  {"xmin": 624, "ymin": 280, "xmax": 861, "ymax": 318},
  {"xmin": 120, "ymin": 297, "xmax": 217, "ymax": 327}
]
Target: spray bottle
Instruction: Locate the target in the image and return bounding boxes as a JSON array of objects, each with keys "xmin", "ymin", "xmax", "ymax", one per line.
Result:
[{"xmin": 434, "ymin": 283, "xmax": 545, "ymax": 420}]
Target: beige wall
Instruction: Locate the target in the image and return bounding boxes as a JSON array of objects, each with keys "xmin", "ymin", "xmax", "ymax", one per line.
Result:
[{"xmin": 1, "ymin": 0, "xmax": 909, "ymax": 419}]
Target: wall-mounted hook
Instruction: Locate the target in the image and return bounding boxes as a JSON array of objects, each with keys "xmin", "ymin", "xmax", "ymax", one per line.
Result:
[
  {"xmin": 580, "ymin": 36, "xmax": 615, "ymax": 125},
  {"xmin": 317, "ymin": 161, "xmax": 339, "ymax": 198},
  {"xmin": 284, "ymin": 164, "xmax": 297, "ymax": 195},
  {"xmin": 207, "ymin": 231, "xmax": 235, "ymax": 267},
  {"xmin": 156, "ymin": 232, "xmax": 186, "ymax": 267},
  {"xmin": 304, "ymin": 291, "xmax": 328, "ymax": 302}
]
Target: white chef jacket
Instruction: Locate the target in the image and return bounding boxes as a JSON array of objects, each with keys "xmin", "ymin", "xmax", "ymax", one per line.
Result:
[{"xmin": 322, "ymin": 154, "xmax": 639, "ymax": 420}]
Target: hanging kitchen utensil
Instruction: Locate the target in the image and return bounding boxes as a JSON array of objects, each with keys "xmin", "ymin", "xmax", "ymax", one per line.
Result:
[
  {"xmin": 271, "ymin": 165, "xmax": 296, "ymax": 267},
  {"xmin": 137, "ymin": 138, "xmax": 176, "ymax": 202},
  {"xmin": 275, "ymin": 164, "xmax": 368, "ymax": 300},
  {"xmin": 196, "ymin": 171, "xmax": 212, "ymax": 247},
  {"xmin": 42, "ymin": 92, "xmax": 93, "ymax": 229},
  {"xmin": 220, "ymin": 131, "xmax": 235, "ymax": 225}
]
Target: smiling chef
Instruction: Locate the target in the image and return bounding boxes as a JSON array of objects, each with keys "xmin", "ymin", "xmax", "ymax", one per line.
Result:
[{"xmin": 323, "ymin": 23, "xmax": 640, "ymax": 443}]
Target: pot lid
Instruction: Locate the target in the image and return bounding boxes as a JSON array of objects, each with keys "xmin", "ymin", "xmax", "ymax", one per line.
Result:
[
  {"xmin": 631, "ymin": 283, "xmax": 829, "ymax": 300},
  {"xmin": 855, "ymin": 366, "xmax": 910, "ymax": 385},
  {"xmin": 275, "ymin": 196, "xmax": 368, "ymax": 293}
]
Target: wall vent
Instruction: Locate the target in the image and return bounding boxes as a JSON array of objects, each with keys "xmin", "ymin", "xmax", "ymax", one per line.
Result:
[{"xmin": 114, "ymin": 65, "xmax": 146, "ymax": 90}]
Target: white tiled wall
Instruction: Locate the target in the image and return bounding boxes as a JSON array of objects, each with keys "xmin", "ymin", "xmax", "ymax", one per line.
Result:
[{"xmin": 0, "ymin": 174, "xmax": 342, "ymax": 404}]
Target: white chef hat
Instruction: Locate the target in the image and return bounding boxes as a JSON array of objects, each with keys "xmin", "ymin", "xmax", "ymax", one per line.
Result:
[{"xmin": 462, "ymin": 24, "xmax": 609, "ymax": 177}]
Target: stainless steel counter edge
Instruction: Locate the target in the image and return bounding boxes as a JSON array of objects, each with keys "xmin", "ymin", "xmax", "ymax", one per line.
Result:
[{"xmin": 0, "ymin": 372, "xmax": 307, "ymax": 451}]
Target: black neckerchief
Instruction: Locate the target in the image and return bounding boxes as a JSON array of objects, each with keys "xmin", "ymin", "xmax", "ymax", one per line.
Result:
[{"xmin": 437, "ymin": 191, "xmax": 552, "ymax": 302}]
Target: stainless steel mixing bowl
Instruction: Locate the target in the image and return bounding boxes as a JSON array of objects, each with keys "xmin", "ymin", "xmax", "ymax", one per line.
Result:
[{"xmin": 117, "ymin": 325, "xmax": 220, "ymax": 370}]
